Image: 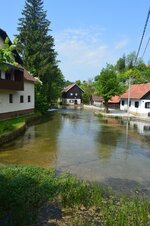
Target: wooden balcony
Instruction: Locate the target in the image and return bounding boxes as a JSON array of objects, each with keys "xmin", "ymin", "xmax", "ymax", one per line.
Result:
[{"xmin": 0, "ymin": 68, "xmax": 24, "ymax": 91}]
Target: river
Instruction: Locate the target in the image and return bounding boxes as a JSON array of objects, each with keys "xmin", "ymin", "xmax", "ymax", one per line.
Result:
[{"xmin": 0, "ymin": 108, "xmax": 150, "ymax": 196}]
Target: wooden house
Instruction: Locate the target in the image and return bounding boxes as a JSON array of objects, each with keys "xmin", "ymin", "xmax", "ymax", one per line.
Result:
[
  {"xmin": 90, "ymin": 95, "xmax": 104, "ymax": 107},
  {"xmin": 108, "ymin": 96, "xmax": 120, "ymax": 109},
  {"xmin": 120, "ymin": 82, "xmax": 150, "ymax": 116},
  {"xmin": 0, "ymin": 28, "xmax": 35, "ymax": 119},
  {"xmin": 62, "ymin": 84, "xmax": 84, "ymax": 105}
]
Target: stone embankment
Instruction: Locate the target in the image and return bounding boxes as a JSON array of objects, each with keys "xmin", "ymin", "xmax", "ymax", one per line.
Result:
[{"xmin": 0, "ymin": 114, "xmax": 50, "ymax": 145}]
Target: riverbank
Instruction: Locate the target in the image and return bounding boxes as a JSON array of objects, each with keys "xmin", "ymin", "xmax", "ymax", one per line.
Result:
[
  {"xmin": 0, "ymin": 165, "xmax": 149, "ymax": 226},
  {"xmin": 84, "ymin": 104, "xmax": 150, "ymax": 122},
  {"xmin": 0, "ymin": 112, "xmax": 53, "ymax": 145}
]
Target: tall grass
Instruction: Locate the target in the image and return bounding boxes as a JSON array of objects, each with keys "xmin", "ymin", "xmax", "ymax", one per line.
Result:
[{"xmin": 0, "ymin": 166, "xmax": 149, "ymax": 226}]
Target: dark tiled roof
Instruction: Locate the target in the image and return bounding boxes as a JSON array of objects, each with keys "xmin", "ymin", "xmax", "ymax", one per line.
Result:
[
  {"xmin": 121, "ymin": 82, "xmax": 150, "ymax": 99},
  {"xmin": 91, "ymin": 95, "xmax": 103, "ymax": 102}
]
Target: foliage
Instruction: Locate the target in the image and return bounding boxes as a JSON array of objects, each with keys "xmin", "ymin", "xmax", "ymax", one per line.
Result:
[
  {"xmin": 16, "ymin": 0, "xmax": 64, "ymax": 106},
  {"xmin": 0, "ymin": 38, "xmax": 18, "ymax": 70},
  {"xmin": 115, "ymin": 54, "xmax": 126, "ymax": 72},
  {"xmin": 35, "ymin": 82, "xmax": 49, "ymax": 114},
  {"xmin": 80, "ymin": 79, "xmax": 95, "ymax": 104},
  {"xmin": 0, "ymin": 113, "xmax": 40, "ymax": 135},
  {"xmin": 0, "ymin": 165, "xmax": 149, "ymax": 226},
  {"xmin": 95, "ymin": 64, "xmax": 125, "ymax": 112}
]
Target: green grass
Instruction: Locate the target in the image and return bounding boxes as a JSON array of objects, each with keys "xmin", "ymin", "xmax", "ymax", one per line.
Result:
[
  {"xmin": 0, "ymin": 112, "xmax": 41, "ymax": 135},
  {"xmin": 0, "ymin": 166, "xmax": 149, "ymax": 226}
]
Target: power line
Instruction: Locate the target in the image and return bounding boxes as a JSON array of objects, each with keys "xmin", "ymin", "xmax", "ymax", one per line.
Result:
[
  {"xmin": 135, "ymin": 7, "xmax": 150, "ymax": 64},
  {"xmin": 141, "ymin": 36, "xmax": 150, "ymax": 59}
]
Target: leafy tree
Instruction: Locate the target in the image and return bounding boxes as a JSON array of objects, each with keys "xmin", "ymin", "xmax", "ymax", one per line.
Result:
[
  {"xmin": 75, "ymin": 80, "xmax": 81, "ymax": 86},
  {"xmin": 115, "ymin": 54, "xmax": 126, "ymax": 72},
  {"xmin": 16, "ymin": 0, "xmax": 64, "ymax": 109},
  {"xmin": 80, "ymin": 79, "xmax": 95, "ymax": 104},
  {"xmin": 95, "ymin": 64, "xmax": 125, "ymax": 112},
  {"xmin": 125, "ymin": 51, "xmax": 144, "ymax": 69},
  {"xmin": 64, "ymin": 80, "xmax": 73, "ymax": 87},
  {"xmin": 0, "ymin": 38, "xmax": 17, "ymax": 70}
]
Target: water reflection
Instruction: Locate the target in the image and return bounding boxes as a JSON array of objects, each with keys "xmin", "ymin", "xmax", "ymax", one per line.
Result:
[
  {"xmin": 0, "ymin": 113, "xmax": 62, "ymax": 167},
  {"xmin": 129, "ymin": 120, "xmax": 150, "ymax": 136},
  {"xmin": 96, "ymin": 118, "xmax": 124, "ymax": 159},
  {"xmin": 0, "ymin": 109, "xmax": 150, "ymax": 196}
]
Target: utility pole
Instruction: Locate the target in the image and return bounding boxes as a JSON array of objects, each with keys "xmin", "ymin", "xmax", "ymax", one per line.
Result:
[
  {"xmin": 127, "ymin": 7, "xmax": 150, "ymax": 118},
  {"xmin": 127, "ymin": 77, "xmax": 131, "ymax": 118}
]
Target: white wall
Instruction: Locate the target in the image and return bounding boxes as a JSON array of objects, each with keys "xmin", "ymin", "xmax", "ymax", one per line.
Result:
[
  {"xmin": 93, "ymin": 101, "xmax": 103, "ymax": 107},
  {"xmin": 62, "ymin": 98, "xmax": 81, "ymax": 105},
  {"xmin": 0, "ymin": 80, "xmax": 34, "ymax": 113},
  {"xmin": 120, "ymin": 99, "xmax": 150, "ymax": 116}
]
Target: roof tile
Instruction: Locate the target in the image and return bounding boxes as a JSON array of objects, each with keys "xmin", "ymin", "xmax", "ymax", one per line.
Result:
[{"xmin": 121, "ymin": 82, "xmax": 150, "ymax": 99}]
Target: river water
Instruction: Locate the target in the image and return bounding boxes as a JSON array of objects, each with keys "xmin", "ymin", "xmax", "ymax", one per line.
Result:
[{"xmin": 0, "ymin": 108, "xmax": 150, "ymax": 196}]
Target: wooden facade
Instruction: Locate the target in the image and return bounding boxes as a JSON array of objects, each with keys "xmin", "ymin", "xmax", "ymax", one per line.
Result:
[
  {"xmin": 62, "ymin": 84, "xmax": 84, "ymax": 105},
  {"xmin": 0, "ymin": 66, "xmax": 24, "ymax": 91}
]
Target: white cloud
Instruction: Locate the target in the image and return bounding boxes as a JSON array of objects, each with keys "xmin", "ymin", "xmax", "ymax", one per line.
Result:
[
  {"xmin": 54, "ymin": 28, "xmax": 129, "ymax": 81},
  {"xmin": 115, "ymin": 39, "xmax": 129, "ymax": 50}
]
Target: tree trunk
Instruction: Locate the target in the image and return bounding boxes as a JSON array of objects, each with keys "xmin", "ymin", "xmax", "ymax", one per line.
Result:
[{"xmin": 104, "ymin": 100, "xmax": 109, "ymax": 113}]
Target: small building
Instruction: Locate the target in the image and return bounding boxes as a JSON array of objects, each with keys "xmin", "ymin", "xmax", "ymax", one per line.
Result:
[
  {"xmin": 108, "ymin": 96, "xmax": 120, "ymax": 109},
  {"xmin": 90, "ymin": 95, "xmax": 104, "ymax": 107},
  {"xmin": 0, "ymin": 28, "xmax": 35, "ymax": 119},
  {"xmin": 120, "ymin": 82, "xmax": 150, "ymax": 116},
  {"xmin": 62, "ymin": 84, "xmax": 84, "ymax": 105}
]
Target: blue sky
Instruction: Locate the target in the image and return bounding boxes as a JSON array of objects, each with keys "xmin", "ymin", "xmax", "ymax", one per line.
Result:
[{"xmin": 0, "ymin": 0, "xmax": 150, "ymax": 81}]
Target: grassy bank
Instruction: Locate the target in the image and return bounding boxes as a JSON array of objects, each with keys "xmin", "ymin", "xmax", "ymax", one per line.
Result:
[
  {"xmin": 0, "ymin": 112, "xmax": 55, "ymax": 145},
  {"xmin": 0, "ymin": 112, "xmax": 42, "ymax": 135},
  {"xmin": 0, "ymin": 166, "xmax": 149, "ymax": 226}
]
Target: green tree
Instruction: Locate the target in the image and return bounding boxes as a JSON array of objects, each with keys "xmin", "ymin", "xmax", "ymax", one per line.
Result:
[
  {"xmin": 115, "ymin": 54, "xmax": 126, "ymax": 72},
  {"xmin": 16, "ymin": 0, "xmax": 64, "ymax": 109},
  {"xmin": 0, "ymin": 38, "xmax": 17, "ymax": 70},
  {"xmin": 80, "ymin": 79, "xmax": 95, "ymax": 104},
  {"xmin": 95, "ymin": 64, "xmax": 125, "ymax": 112}
]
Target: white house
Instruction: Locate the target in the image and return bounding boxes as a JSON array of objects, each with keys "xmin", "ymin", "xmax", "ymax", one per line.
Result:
[
  {"xmin": 90, "ymin": 95, "xmax": 104, "ymax": 107},
  {"xmin": 120, "ymin": 82, "xmax": 150, "ymax": 116},
  {"xmin": 62, "ymin": 84, "xmax": 84, "ymax": 105},
  {"xmin": 0, "ymin": 28, "xmax": 35, "ymax": 119}
]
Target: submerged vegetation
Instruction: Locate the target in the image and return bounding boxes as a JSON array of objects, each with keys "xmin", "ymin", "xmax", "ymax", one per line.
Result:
[
  {"xmin": 0, "ymin": 113, "xmax": 41, "ymax": 135},
  {"xmin": 0, "ymin": 165, "xmax": 149, "ymax": 226}
]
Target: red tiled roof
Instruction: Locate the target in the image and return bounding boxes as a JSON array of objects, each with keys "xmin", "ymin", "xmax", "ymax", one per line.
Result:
[
  {"xmin": 121, "ymin": 82, "xmax": 150, "ymax": 99},
  {"xmin": 24, "ymin": 70, "xmax": 36, "ymax": 82},
  {"xmin": 63, "ymin": 84, "xmax": 76, "ymax": 92},
  {"xmin": 63, "ymin": 84, "xmax": 84, "ymax": 92},
  {"xmin": 108, "ymin": 95, "xmax": 120, "ymax": 103},
  {"xmin": 91, "ymin": 95, "xmax": 103, "ymax": 102}
]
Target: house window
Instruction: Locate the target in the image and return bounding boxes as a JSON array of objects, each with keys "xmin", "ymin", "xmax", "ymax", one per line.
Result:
[
  {"xmin": 9, "ymin": 94, "xmax": 13, "ymax": 103},
  {"xmin": 135, "ymin": 101, "xmax": 139, "ymax": 108},
  {"xmin": 122, "ymin": 100, "xmax": 124, "ymax": 106},
  {"xmin": 75, "ymin": 93, "xmax": 78, "ymax": 96},
  {"xmin": 28, "ymin": 95, "xmax": 31, "ymax": 102},
  {"xmin": 69, "ymin": 100, "xmax": 74, "ymax": 103},
  {"xmin": 145, "ymin": 102, "xmax": 150, "ymax": 109},
  {"xmin": 70, "ymin": 93, "xmax": 73, "ymax": 96},
  {"xmin": 20, "ymin": 95, "xmax": 24, "ymax": 103}
]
